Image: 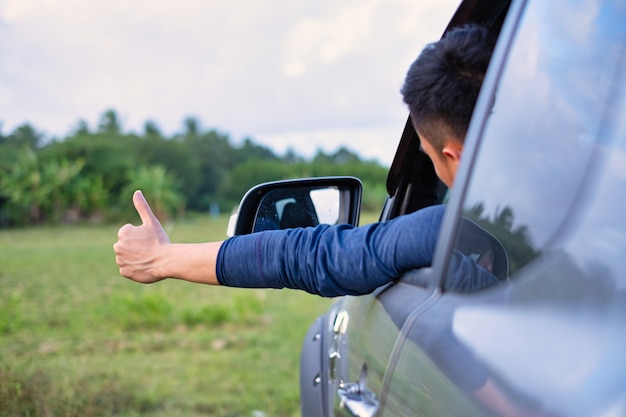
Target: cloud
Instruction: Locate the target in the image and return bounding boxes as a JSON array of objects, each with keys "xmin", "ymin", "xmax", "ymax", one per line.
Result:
[
  {"xmin": 282, "ymin": 1, "xmax": 377, "ymax": 76},
  {"xmin": 0, "ymin": 0, "xmax": 459, "ymax": 164}
]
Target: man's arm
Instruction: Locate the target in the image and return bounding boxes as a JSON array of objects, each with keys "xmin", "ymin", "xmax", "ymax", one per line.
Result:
[
  {"xmin": 114, "ymin": 190, "xmax": 223, "ymax": 285},
  {"xmin": 114, "ymin": 191, "xmax": 448, "ymax": 297}
]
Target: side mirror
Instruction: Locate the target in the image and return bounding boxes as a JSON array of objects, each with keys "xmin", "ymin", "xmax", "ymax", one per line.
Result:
[
  {"xmin": 455, "ymin": 218, "xmax": 510, "ymax": 281},
  {"xmin": 227, "ymin": 177, "xmax": 362, "ymax": 236}
]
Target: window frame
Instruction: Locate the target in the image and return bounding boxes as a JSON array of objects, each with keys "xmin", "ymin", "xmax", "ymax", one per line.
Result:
[{"xmin": 430, "ymin": 0, "xmax": 528, "ymax": 292}]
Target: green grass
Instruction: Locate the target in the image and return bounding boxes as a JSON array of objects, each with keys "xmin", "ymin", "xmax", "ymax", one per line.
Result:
[{"xmin": 0, "ymin": 214, "xmax": 343, "ymax": 417}]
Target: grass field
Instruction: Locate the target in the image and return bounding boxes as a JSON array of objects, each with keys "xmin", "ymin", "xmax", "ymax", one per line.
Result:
[{"xmin": 0, "ymin": 214, "xmax": 362, "ymax": 417}]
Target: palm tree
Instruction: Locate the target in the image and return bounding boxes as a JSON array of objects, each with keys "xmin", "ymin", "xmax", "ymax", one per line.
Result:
[
  {"xmin": 121, "ymin": 165, "xmax": 184, "ymax": 221},
  {"xmin": 0, "ymin": 148, "xmax": 88, "ymax": 225}
]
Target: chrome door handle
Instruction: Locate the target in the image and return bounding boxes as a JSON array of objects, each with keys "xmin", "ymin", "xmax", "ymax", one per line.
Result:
[
  {"xmin": 337, "ymin": 363, "xmax": 379, "ymax": 417},
  {"xmin": 330, "ymin": 310, "xmax": 349, "ymax": 381}
]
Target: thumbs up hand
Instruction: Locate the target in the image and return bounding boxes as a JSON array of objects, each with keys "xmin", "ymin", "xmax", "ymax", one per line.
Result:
[{"xmin": 114, "ymin": 190, "xmax": 171, "ymax": 283}]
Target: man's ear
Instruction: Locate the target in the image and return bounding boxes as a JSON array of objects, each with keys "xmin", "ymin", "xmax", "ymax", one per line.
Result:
[{"xmin": 442, "ymin": 140, "xmax": 463, "ymax": 163}]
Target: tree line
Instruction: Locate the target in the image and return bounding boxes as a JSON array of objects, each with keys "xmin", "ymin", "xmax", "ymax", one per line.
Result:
[{"xmin": 0, "ymin": 109, "xmax": 389, "ymax": 228}]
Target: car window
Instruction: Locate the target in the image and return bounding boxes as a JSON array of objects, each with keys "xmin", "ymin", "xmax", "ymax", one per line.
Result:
[{"xmin": 448, "ymin": 0, "xmax": 626, "ymax": 290}]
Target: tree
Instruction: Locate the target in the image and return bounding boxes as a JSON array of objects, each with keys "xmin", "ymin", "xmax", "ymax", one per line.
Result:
[
  {"xmin": 0, "ymin": 108, "xmax": 392, "ymax": 226},
  {"xmin": 234, "ymin": 138, "xmax": 279, "ymax": 164},
  {"xmin": 97, "ymin": 109, "xmax": 122, "ymax": 135},
  {"xmin": 466, "ymin": 202, "xmax": 537, "ymax": 272},
  {"xmin": 136, "ymin": 132, "xmax": 201, "ymax": 209},
  {"xmin": 0, "ymin": 147, "xmax": 44, "ymax": 224},
  {"xmin": 182, "ymin": 116, "xmax": 201, "ymax": 138},
  {"xmin": 121, "ymin": 165, "xmax": 184, "ymax": 221},
  {"xmin": 312, "ymin": 147, "xmax": 361, "ymax": 165},
  {"xmin": 144, "ymin": 120, "xmax": 162, "ymax": 138},
  {"xmin": 0, "ymin": 148, "xmax": 83, "ymax": 225},
  {"xmin": 181, "ymin": 128, "xmax": 234, "ymax": 211},
  {"xmin": 220, "ymin": 160, "xmax": 293, "ymax": 205},
  {"xmin": 65, "ymin": 175, "xmax": 109, "ymax": 222},
  {"xmin": 70, "ymin": 119, "xmax": 90, "ymax": 137},
  {"xmin": 3, "ymin": 123, "xmax": 43, "ymax": 149},
  {"xmin": 41, "ymin": 157, "xmax": 86, "ymax": 222},
  {"xmin": 283, "ymin": 148, "xmax": 304, "ymax": 164}
]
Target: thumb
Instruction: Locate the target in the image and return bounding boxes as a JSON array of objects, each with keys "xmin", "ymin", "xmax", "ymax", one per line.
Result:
[{"xmin": 133, "ymin": 190, "xmax": 159, "ymax": 225}]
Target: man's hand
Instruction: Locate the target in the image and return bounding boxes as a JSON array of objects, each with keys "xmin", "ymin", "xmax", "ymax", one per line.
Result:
[{"xmin": 114, "ymin": 190, "xmax": 171, "ymax": 283}]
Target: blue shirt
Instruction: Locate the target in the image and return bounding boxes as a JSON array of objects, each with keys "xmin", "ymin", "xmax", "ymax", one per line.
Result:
[{"xmin": 216, "ymin": 205, "xmax": 498, "ymax": 297}]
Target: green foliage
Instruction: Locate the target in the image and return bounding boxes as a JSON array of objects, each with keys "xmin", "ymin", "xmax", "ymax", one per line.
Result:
[
  {"xmin": 0, "ymin": 147, "xmax": 89, "ymax": 225},
  {"xmin": 134, "ymin": 134, "xmax": 202, "ymax": 207},
  {"xmin": 220, "ymin": 159, "xmax": 294, "ymax": 203},
  {"xmin": 361, "ymin": 180, "xmax": 388, "ymax": 212},
  {"xmin": 465, "ymin": 202, "xmax": 538, "ymax": 272},
  {"xmin": 0, "ymin": 109, "xmax": 390, "ymax": 228},
  {"xmin": 0, "ymin": 122, "xmax": 43, "ymax": 148},
  {"xmin": 120, "ymin": 165, "xmax": 185, "ymax": 221},
  {"xmin": 97, "ymin": 108, "xmax": 123, "ymax": 135},
  {"xmin": 51, "ymin": 132, "xmax": 142, "ymax": 195}
]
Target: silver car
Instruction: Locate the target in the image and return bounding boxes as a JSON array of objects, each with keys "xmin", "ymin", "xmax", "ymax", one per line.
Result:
[{"xmin": 232, "ymin": 0, "xmax": 626, "ymax": 415}]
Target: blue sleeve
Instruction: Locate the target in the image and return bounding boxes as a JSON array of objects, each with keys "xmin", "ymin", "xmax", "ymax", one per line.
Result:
[
  {"xmin": 445, "ymin": 252, "xmax": 499, "ymax": 292},
  {"xmin": 216, "ymin": 205, "xmax": 446, "ymax": 297}
]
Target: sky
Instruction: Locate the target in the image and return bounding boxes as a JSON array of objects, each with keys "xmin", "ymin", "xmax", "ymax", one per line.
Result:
[{"xmin": 0, "ymin": 0, "xmax": 460, "ymax": 166}]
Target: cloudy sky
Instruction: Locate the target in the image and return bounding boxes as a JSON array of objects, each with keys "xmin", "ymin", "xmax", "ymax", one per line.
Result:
[{"xmin": 0, "ymin": 0, "xmax": 459, "ymax": 165}]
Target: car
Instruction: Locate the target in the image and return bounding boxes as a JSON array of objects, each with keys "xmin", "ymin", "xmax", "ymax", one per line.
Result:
[{"xmin": 228, "ymin": 0, "xmax": 626, "ymax": 415}]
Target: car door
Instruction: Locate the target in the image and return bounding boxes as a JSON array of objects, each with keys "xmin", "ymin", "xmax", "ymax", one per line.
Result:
[
  {"xmin": 383, "ymin": 0, "xmax": 626, "ymax": 416},
  {"xmin": 298, "ymin": 1, "xmax": 515, "ymax": 416}
]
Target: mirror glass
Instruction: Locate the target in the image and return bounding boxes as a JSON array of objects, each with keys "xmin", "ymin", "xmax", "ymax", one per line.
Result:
[{"xmin": 253, "ymin": 186, "xmax": 340, "ymax": 232}]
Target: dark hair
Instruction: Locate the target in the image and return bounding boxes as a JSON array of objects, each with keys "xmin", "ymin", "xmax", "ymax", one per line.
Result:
[{"xmin": 401, "ymin": 24, "xmax": 496, "ymax": 151}]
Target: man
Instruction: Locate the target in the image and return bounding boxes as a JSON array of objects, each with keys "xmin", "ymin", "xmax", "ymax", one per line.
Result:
[{"xmin": 114, "ymin": 24, "xmax": 497, "ymax": 296}]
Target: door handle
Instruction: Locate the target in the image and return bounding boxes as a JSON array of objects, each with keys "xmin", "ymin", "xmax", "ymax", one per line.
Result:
[{"xmin": 337, "ymin": 363, "xmax": 380, "ymax": 417}]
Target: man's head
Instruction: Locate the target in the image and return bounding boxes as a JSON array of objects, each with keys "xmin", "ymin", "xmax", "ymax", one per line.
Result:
[{"xmin": 401, "ymin": 24, "xmax": 495, "ymax": 187}]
